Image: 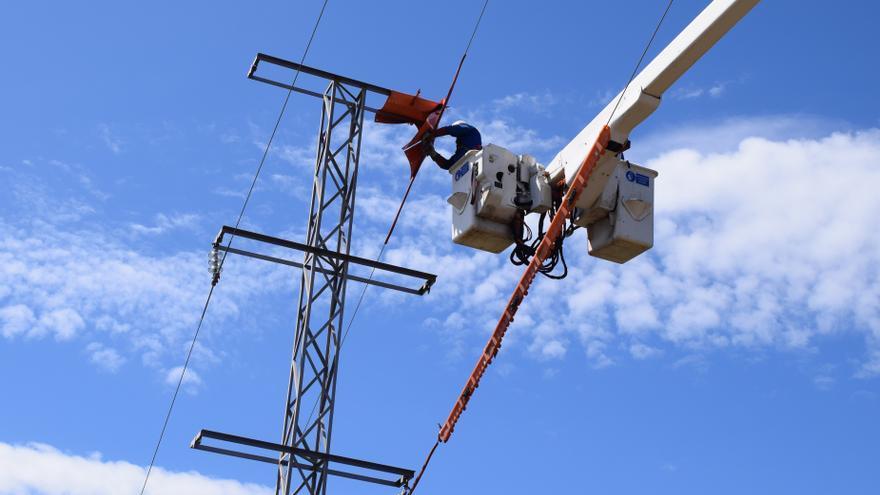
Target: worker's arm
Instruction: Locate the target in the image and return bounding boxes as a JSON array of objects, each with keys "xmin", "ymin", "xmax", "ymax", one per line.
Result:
[
  {"xmin": 433, "ymin": 124, "xmax": 472, "ymax": 139},
  {"xmin": 427, "ymin": 149, "xmax": 451, "ymax": 170},
  {"xmin": 432, "ymin": 126, "xmax": 453, "ymax": 138}
]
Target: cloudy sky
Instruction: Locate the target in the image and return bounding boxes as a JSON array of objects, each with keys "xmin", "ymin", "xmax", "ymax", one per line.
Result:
[{"xmin": 1, "ymin": 1, "xmax": 879, "ymax": 494}]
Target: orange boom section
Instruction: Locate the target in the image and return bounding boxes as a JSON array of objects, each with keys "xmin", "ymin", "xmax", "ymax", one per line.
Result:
[{"xmin": 438, "ymin": 125, "xmax": 612, "ymax": 443}]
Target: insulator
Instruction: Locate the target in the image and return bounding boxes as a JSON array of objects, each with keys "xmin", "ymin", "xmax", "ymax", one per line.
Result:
[{"xmin": 208, "ymin": 247, "xmax": 222, "ymax": 284}]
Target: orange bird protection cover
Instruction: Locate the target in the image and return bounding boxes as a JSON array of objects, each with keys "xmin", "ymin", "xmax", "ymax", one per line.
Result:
[{"xmin": 374, "ymin": 90, "xmax": 444, "ymax": 178}]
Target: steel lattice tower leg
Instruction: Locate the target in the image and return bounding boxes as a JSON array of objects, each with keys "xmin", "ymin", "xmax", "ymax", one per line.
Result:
[{"xmin": 277, "ymin": 81, "xmax": 366, "ymax": 495}]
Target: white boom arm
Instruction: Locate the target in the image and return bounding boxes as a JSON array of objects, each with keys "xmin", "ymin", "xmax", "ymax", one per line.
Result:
[
  {"xmin": 547, "ymin": 0, "xmax": 760, "ymax": 187},
  {"xmin": 443, "ymin": 0, "xmax": 761, "ymax": 261}
]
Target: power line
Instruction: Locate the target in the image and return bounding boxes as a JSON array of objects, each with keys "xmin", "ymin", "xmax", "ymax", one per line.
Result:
[
  {"xmin": 137, "ymin": 2, "xmax": 330, "ymax": 493},
  {"xmin": 296, "ymin": 0, "xmax": 494, "ymax": 462},
  {"xmin": 382, "ymin": 0, "xmax": 489, "ymax": 245},
  {"xmin": 321, "ymin": 0, "xmax": 492, "ymax": 410},
  {"xmin": 295, "ymin": 242, "xmax": 385, "ymax": 434},
  {"xmin": 606, "ymin": 0, "xmax": 675, "ymax": 126},
  {"xmin": 405, "ymin": 2, "xmax": 675, "ymax": 493},
  {"xmin": 464, "ymin": 0, "xmax": 489, "ymax": 56},
  {"xmin": 337, "ymin": 0, "xmax": 491, "ymax": 374}
]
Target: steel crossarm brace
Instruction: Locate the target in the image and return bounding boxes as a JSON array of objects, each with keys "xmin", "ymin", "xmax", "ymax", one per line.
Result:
[
  {"xmin": 248, "ymin": 52, "xmax": 431, "ymax": 126},
  {"xmin": 250, "ymin": 53, "xmax": 392, "ymax": 96},
  {"xmin": 248, "ymin": 52, "xmax": 390, "ymax": 115},
  {"xmin": 214, "ymin": 225, "xmax": 436, "ymax": 295},
  {"xmin": 437, "ymin": 126, "xmax": 612, "ymax": 443},
  {"xmin": 191, "ymin": 429, "xmax": 414, "ymax": 488},
  {"xmin": 219, "ymin": 246, "xmax": 426, "ymax": 296}
]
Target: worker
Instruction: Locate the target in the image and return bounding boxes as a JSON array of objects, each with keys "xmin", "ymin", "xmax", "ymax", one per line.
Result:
[{"xmin": 423, "ymin": 120, "xmax": 482, "ymax": 170}]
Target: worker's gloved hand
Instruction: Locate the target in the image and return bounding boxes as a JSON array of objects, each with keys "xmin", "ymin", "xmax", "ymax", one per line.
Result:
[{"xmin": 421, "ymin": 135, "xmax": 435, "ymax": 153}]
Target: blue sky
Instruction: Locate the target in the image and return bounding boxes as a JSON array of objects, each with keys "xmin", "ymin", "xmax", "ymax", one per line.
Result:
[{"xmin": 1, "ymin": 1, "xmax": 879, "ymax": 494}]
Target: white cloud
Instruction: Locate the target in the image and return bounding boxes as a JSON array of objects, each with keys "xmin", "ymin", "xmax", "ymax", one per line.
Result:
[
  {"xmin": 274, "ymin": 142, "xmax": 313, "ymax": 170},
  {"xmin": 629, "ymin": 342, "xmax": 662, "ymax": 360},
  {"xmin": 491, "ymin": 91, "xmax": 558, "ymax": 113},
  {"xmin": 610, "ymin": 127, "xmax": 880, "ymax": 373},
  {"xmin": 540, "ymin": 340, "xmax": 567, "ymax": 359},
  {"xmin": 269, "ymin": 174, "xmax": 309, "ymax": 200},
  {"xmin": 476, "ymin": 118, "xmax": 566, "ymax": 156},
  {"xmin": 166, "ymin": 365, "xmax": 203, "ymax": 393},
  {"xmin": 0, "ymin": 219, "xmax": 290, "ymax": 375},
  {"xmin": 369, "ymin": 121, "xmax": 880, "ymax": 376},
  {"xmin": 814, "ymin": 373, "xmax": 835, "ymax": 391},
  {"xmin": 672, "ymin": 354, "xmax": 709, "ymax": 373},
  {"xmin": 2, "ymin": 159, "xmax": 106, "ymax": 222},
  {"xmin": 708, "ymin": 83, "xmax": 726, "ymax": 98},
  {"xmin": 220, "ymin": 132, "xmax": 241, "ymax": 144},
  {"xmin": 0, "ymin": 441, "xmax": 271, "ymax": 495},
  {"xmin": 130, "ymin": 213, "xmax": 201, "ymax": 236},
  {"xmin": 672, "ymin": 87, "xmax": 706, "ymax": 99},
  {"xmin": 434, "ymin": 109, "xmax": 566, "ymax": 163},
  {"xmin": 6, "ymin": 112, "xmax": 880, "ymax": 383},
  {"xmin": 589, "ymin": 89, "xmax": 616, "ymax": 108},
  {"xmin": 36, "ymin": 308, "xmax": 85, "ymax": 340},
  {"xmin": 670, "ymin": 80, "xmax": 731, "ymax": 100},
  {"xmin": 98, "ymin": 123, "xmax": 124, "ymax": 154},
  {"xmin": 212, "ymin": 186, "xmax": 247, "ymax": 199},
  {"xmin": 856, "ymin": 350, "xmax": 880, "ymax": 379},
  {"xmin": 0, "ymin": 304, "xmax": 35, "ymax": 338},
  {"xmin": 87, "ymin": 342, "xmax": 126, "ymax": 372},
  {"xmin": 359, "ymin": 121, "xmax": 414, "ymax": 174},
  {"xmin": 630, "ymin": 114, "xmax": 846, "ymax": 159}
]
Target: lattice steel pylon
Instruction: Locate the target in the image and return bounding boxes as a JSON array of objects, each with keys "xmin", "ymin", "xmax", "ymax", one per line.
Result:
[
  {"xmin": 191, "ymin": 53, "xmax": 433, "ymax": 495},
  {"xmin": 277, "ymin": 79, "xmax": 364, "ymax": 495}
]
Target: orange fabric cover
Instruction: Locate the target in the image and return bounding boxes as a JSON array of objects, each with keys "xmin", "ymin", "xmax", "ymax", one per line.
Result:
[
  {"xmin": 374, "ymin": 90, "xmax": 442, "ymax": 125},
  {"xmin": 401, "ymin": 107, "xmax": 442, "ymax": 177},
  {"xmin": 375, "ymin": 90, "xmax": 445, "ymax": 178}
]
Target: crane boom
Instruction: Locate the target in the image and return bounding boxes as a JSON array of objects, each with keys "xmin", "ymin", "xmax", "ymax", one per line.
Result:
[
  {"xmin": 548, "ymin": 0, "xmax": 760, "ymax": 208},
  {"xmin": 436, "ymin": 0, "xmax": 762, "ymax": 442},
  {"xmin": 408, "ymin": 2, "xmax": 765, "ymax": 491},
  {"xmin": 438, "ymin": 126, "xmax": 612, "ymax": 443}
]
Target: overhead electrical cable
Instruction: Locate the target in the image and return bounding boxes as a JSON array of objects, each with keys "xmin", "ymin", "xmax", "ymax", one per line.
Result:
[
  {"xmin": 383, "ymin": 0, "xmax": 490, "ymax": 245},
  {"xmin": 330, "ymin": 0, "xmax": 491, "ymax": 374},
  {"xmin": 299, "ymin": 0, "xmax": 492, "ymax": 444},
  {"xmin": 295, "ymin": 242, "xmax": 386, "ymax": 434},
  {"xmin": 137, "ymin": 2, "xmax": 330, "ymax": 494},
  {"xmin": 394, "ymin": 1, "xmax": 492, "ymax": 494},
  {"xmin": 606, "ymin": 0, "xmax": 675, "ymax": 126},
  {"xmin": 403, "ymin": 1, "xmax": 675, "ymax": 493}
]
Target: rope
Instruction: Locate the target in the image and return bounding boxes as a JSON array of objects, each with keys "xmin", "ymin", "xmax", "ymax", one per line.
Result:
[
  {"xmin": 137, "ymin": 1, "xmax": 330, "ymax": 493},
  {"xmin": 406, "ymin": 440, "xmax": 440, "ymax": 494},
  {"xmin": 405, "ymin": 2, "xmax": 675, "ymax": 493}
]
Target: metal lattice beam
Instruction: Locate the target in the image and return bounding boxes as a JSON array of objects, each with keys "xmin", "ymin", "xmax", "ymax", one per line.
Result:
[{"xmin": 277, "ymin": 80, "xmax": 365, "ymax": 495}]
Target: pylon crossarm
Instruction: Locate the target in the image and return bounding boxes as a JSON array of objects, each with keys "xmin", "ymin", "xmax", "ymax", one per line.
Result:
[{"xmin": 191, "ymin": 429, "xmax": 413, "ymax": 488}]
